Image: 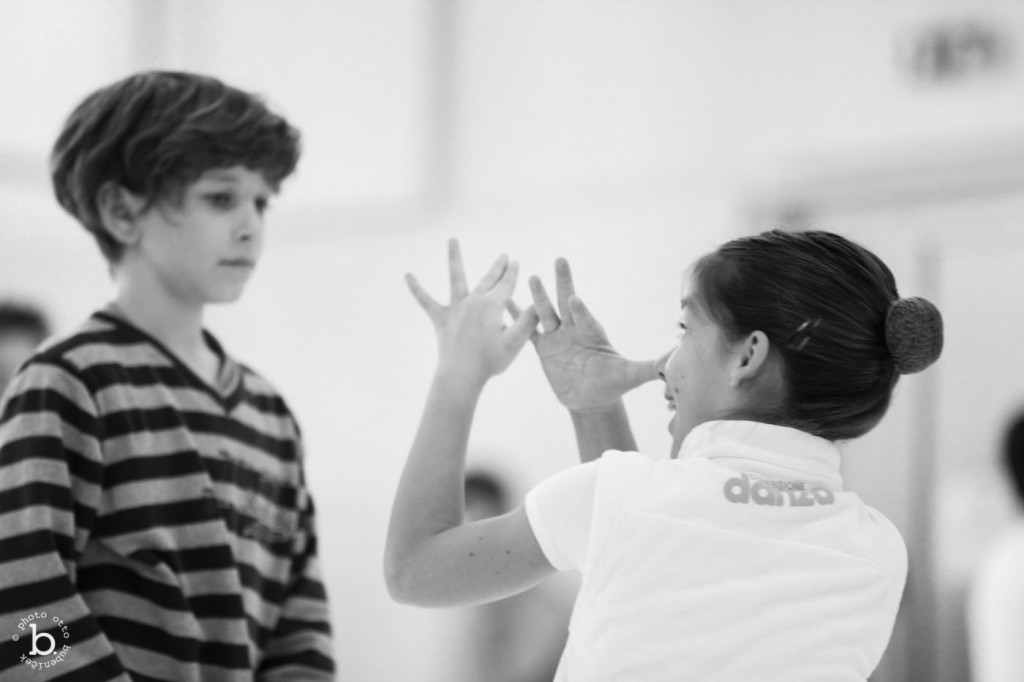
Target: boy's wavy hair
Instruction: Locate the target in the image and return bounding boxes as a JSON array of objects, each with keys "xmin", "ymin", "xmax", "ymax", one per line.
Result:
[
  {"xmin": 691, "ymin": 230, "xmax": 902, "ymax": 442},
  {"xmin": 50, "ymin": 70, "xmax": 301, "ymax": 261}
]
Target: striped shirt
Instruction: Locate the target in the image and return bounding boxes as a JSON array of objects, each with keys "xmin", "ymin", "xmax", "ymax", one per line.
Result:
[{"xmin": 0, "ymin": 310, "xmax": 334, "ymax": 681}]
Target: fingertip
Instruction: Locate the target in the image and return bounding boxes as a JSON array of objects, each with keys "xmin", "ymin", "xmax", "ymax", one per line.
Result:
[{"xmin": 448, "ymin": 238, "xmax": 464, "ymax": 259}]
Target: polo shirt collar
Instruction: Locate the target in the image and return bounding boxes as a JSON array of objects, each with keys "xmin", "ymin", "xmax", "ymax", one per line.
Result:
[{"xmin": 678, "ymin": 420, "xmax": 844, "ymax": 492}]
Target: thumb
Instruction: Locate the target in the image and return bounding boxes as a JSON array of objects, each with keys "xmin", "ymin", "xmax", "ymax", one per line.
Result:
[{"xmin": 622, "ymin": 357, "xmax": 663, "ymax": 391}]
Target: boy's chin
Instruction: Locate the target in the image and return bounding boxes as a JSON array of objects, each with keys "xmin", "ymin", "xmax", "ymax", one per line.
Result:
[{"xmin": 205, "ymin": 287, "xmax": 249, "ymax": 305}]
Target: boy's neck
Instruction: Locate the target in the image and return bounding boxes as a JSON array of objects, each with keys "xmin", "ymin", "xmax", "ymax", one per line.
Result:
[{"xmin": 112, "ymin": 283, "xmax": 220, "ymax": 385}]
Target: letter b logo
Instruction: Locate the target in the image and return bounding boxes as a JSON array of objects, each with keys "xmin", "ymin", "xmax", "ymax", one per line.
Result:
[{"xmin": 28, "ymin": 624, "xmax": 56, "ymax": 656}]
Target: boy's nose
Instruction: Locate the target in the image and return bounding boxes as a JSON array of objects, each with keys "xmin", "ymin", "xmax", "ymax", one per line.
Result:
[{"xmin": 237, "ymin": 206, "xmax": 264, "ymax": 239}]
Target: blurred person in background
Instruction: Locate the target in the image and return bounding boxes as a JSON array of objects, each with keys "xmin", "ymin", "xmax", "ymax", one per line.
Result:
[
  {"xmin": 0, "ymin": 300, "xmax": 50, "ymax": 396},
  {"xmin": 454, "ymin": 470, "xmax": 576, "ymax": 682},
  {"xmin": 968, "ymin": 411, "xmax": 1024, "ymax": 682}
]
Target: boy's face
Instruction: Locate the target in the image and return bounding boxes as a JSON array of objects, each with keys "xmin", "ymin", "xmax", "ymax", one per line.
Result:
[{"xmin": 129, "ymin": 166, "xmax": 274, "ymax": 306}]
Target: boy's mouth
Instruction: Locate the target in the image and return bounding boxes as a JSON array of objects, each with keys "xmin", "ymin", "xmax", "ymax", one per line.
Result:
[{"xmin": 220, "ymin": 258, "xmax": 255, "ymax": 268}]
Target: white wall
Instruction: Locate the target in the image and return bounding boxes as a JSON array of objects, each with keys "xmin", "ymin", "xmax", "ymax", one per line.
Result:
[{"xmin": 2, "ymin": 2, "xmax": 1023, "ymax": 680}]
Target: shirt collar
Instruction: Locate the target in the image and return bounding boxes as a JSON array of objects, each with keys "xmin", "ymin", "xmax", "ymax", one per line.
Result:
[
  {"xmin": 94, "ymin": 306, "xmax": 243, "ymax": 408},
  {"xmin": 678, "ymin": 420, "xmax": 844, "ymax": 491}
]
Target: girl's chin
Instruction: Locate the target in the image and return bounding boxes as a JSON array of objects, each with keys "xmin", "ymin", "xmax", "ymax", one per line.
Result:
[
  {"xmin": 667, "ymin": 413, "xmax": 678, "ymax": 449},
  {"xmin": 669, "ymin": 430, "xmax": 684, "ymax": 459}
]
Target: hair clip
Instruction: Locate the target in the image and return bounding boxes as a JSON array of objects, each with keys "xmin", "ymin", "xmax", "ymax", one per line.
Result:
[{"xmin": 787, "ymin": 318, "xmax": 821, "ymax": 352}]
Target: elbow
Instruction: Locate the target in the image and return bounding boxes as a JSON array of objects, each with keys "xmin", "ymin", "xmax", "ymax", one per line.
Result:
[
  {"xmin": 383, "ymin": 550, "xmax": 425, "ymax": 606},
  {"xmin": 384, "ymin": 550, "xmax": 455, "ymax": 608},
  {"xmin": 383, "ymin": 561, "xmax": 410, "ymax": 604}
]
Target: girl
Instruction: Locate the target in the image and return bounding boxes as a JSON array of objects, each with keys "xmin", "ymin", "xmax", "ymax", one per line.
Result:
[{"xmin": 385, "ymin": 231, "xmax": 942, "ymax": 681}]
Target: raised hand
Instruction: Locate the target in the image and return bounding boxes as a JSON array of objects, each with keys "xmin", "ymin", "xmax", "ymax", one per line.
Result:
[
  {"xmin": 406, "ymin": 239, "xmax": 538, "ymax": 389},
  {"xmin": 524, "ymin": 258, "xmax": 659, "ymax": 412}
]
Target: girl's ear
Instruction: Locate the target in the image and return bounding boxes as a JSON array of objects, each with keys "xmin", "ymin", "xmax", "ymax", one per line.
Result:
[
  {"xmin": 96, "ymin": 183, "xmax": 145, "ymax": 246},
  {"xmin": 728, "ymin": 330, "xmax": 771, "ymax": 387}
]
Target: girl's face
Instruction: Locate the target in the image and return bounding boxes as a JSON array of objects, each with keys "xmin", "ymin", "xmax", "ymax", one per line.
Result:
[{"xmin": 661, "ymin": 283, "xmax": 746, "ymax": 458}]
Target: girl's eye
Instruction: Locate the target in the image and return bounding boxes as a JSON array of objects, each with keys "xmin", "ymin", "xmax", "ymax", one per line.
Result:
[{"xmin": 255, "ymin": 197, "xmax": 270, "ymax": 215}]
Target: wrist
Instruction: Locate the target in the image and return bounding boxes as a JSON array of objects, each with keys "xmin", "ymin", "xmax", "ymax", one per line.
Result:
[
  {"xmin": 569, "ymin": 400, "xmax": 626, "ymax": 418},
  {"xmin": 432, "ymin": 361, "xmax": 488, "ymax": 399}
]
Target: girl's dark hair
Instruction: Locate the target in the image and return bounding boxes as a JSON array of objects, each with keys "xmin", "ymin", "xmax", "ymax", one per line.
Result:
[
  {"xmin": 50, "ymin": 70, "xmax": 301, "ymax": 261},
  {"xmin": 692, "ymin": 229, "xmax": 942, "ymax": 441}
]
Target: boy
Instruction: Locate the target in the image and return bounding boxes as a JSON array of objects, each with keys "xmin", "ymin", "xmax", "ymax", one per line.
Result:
[{"xmin": 0, "ymin": 71, "xmax": 334, "ymax": 680}]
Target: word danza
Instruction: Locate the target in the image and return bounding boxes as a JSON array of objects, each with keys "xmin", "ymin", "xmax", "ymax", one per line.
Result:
[{"xmin": 724, "ymin": 473, "xmax": 835, "ymax": 507}]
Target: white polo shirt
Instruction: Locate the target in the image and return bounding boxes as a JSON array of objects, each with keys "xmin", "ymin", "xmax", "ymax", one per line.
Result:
[{"xmin": 525, "ymin": 420, "xmax": 907, "ymax": 682}]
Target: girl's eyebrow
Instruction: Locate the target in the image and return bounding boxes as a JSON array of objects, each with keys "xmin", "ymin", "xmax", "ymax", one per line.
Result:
[{"xmin": 680, "ymin": 296, "xmax": 691, "ymax": 310}]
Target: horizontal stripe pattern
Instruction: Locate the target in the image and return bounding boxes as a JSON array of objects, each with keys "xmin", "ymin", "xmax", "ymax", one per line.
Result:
[{"xmin": 0, "ymin": 312, "xmax": 333, "ymax": 680}]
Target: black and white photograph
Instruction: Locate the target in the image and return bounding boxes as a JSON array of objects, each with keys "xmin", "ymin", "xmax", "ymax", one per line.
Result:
[{"xmin": 1, "ymin": 2, "xmax": 1022, "ymax": 681}]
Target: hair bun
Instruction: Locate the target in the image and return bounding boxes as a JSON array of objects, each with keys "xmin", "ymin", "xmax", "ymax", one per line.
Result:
[{"xmin": 885, "ymin": 297, "xmax": 943, "ymax": 375}]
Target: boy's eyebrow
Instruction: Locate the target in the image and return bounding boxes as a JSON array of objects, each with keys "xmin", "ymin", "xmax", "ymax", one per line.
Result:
[
  {"xmin": 680, "ymin": 296, "xmax": 691, "ymax": 310},
  {"xmin": 201, "ymin": 171, "xmax": 241, "ymax": 182}
]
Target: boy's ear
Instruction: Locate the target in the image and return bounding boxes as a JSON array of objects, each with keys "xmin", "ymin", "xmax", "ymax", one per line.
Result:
[
  {"xmin": 728, "ymin": 330, "xmax": 771, "ymax": 387},
  {"xmin": 96, "ymin": 183, "xmax": 145, "ymax": 246}
]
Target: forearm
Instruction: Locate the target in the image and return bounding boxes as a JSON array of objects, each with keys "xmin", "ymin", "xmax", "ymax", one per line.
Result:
[
  {"xmin": 570, "ymin": 399, "xmax": 637, "ymax": 462},
  {"xmin": 385, "ymin": 369, "xmax": 484, "ymax": 591}
]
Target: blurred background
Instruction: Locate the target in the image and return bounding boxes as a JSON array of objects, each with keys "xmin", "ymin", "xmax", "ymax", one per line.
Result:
[{"xmin": 2, "ymin": 1, "xmax": 1023, "ymax": 680}]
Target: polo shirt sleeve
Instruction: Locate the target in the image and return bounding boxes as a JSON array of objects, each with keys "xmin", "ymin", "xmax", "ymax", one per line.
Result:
[{"xmin": 524, "ymin": 461, "xmax": 598, "ymax": 572}]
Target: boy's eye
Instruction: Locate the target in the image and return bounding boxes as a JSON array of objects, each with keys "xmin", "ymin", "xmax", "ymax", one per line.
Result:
[
  {"xmin": 206, "ymin": 192, "xmax": 236, "ymax": 209},
  {"xmin": 255, "ymin": 197, "xmax": 271, "ymax": 214}
]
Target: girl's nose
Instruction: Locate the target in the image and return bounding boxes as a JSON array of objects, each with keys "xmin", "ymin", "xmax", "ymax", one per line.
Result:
[{"xmin": 655, "ymin": 350, "xmax": 672, "ymax": 380}]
